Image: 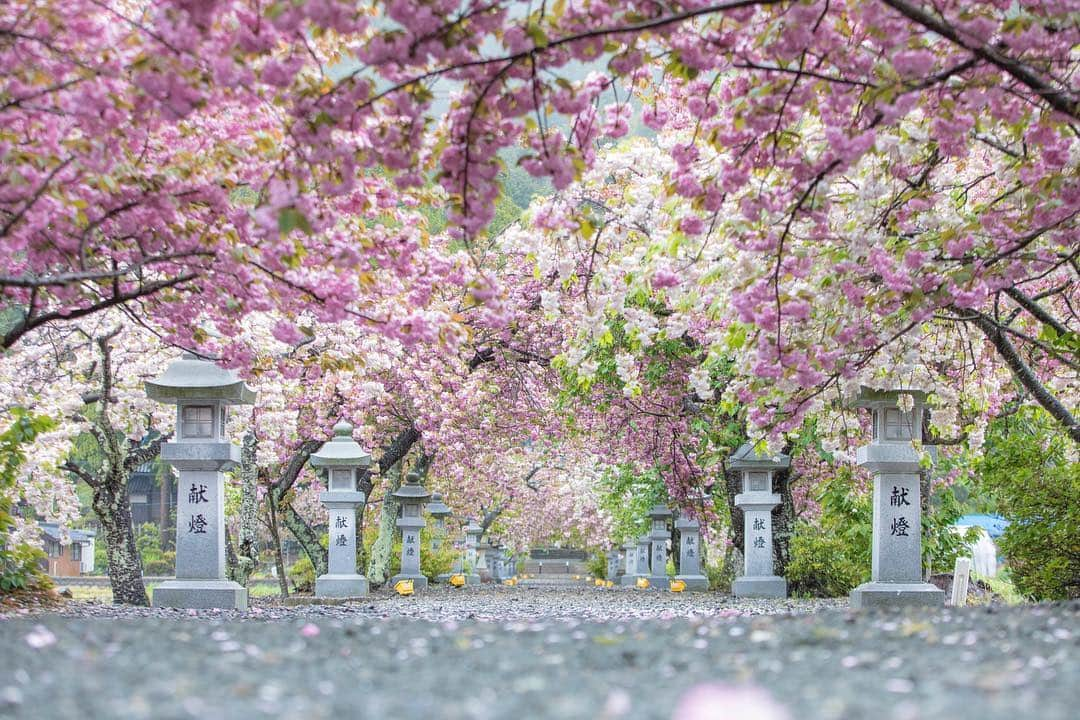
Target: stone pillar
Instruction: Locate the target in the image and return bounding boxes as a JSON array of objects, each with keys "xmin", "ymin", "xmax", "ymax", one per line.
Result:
[
  {"xmin": 849, "ymin": 388, "xmax": 944, "ymax": 609},
  {"xmin": 606, "ymin": 548, "xmax": 620, "ymax": 581},
  {"xmin": 489, "ymin": 543, "xmax": 504, "ymax": 581},
  {"xmin": 730, "ymin": 443, "xmax": 788, "ymax": 598},
  {"xmin": 674, "ymin": 514, "xmax": 708, "ymax": 591},
  {"xmin": 636, "ymin": 535, "xmax": 651, "ymax": 584},
  {"xmin": 145, "ymin": 354, "xmax": 254, "ymax": 610},
  {"xmin": 647, "ymin": 504, "xmax": 673, "ymax": 588},
  {"xmin": 390, "ymin": 471, "xmax": 431, "ymax": 591},
  {"xmin": 463, "ymin": 520, "xmax": 482, "ymax": 585},
  {"xmin": 310, "ymin": 422, "xmax": 371, "ymax": 598},
  {"xmin": 619, "ymin": 539, "xmax": 639, "ymax": 586}
]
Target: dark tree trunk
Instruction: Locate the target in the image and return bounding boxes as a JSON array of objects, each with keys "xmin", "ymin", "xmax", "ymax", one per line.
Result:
[
  {"xmin": 772, "ymin": 464, "xmax": 795, "ymax": 578},
  {"xmin": 92, "ymin": 481, "xmax": 148, "ymax": 606},
  {"xmin": 233, "ymin": 433, "xmax": 259, "ymax": 586},
  {"xmin": 266, "ymin": 493, "xmax": 289, "ymax": 598},
  {"xmin": 281, "ymin": 498, "xmax": 327, "ymax": 577}
]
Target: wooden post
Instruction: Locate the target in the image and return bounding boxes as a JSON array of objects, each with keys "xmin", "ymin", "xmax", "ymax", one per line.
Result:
[{"xmin": 951, "ymin": 557, "xmax": 972, "ymax": 607}]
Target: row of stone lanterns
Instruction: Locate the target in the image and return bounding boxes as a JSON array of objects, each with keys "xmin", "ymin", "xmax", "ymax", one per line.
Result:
[
  {"xmin": 145, "ymin": 354, "xmax": 942, "ymax": 610},
  {"xmin": 143, "ymin": 354, "xmax": 486, "ymax": 608},
  {"xmin": 613, "ymin": 505, "xmax": 707, "ymax": 591}
]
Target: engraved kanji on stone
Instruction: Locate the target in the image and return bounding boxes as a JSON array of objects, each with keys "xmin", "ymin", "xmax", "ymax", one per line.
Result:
[
  {"xmin": 753, "ymin": 536, "xmax": 766, "ymax": 549},
  {"xmin": 335, "ymin": 534, "xmax": 348, "ymax": 547},
  {"xmin": 335, "ymin": 516, "xmax": 348, "ymax": 529},
  {"xmin": 890, "ymin": 517, "xmax": 910, "ymax": 537},
  {"xmin": 890, "ymin": 486, "xmax": 911, "ymax": 507},
  {"xmin": 753, "ymin": 518, "xmax": 766, "ymax": 530},
  {"xmin": 187, "ymin": 514, "xmax": 208, "ymax": 534},
  {"xmin": 188, "ymin": 484, "xmax": 208, "ymax": 504}
]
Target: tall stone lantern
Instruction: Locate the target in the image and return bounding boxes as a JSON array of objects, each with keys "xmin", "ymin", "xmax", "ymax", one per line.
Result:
[
  {"xmin": 145, "ymin": 353, "xmax": 254, "ymax": 610},
  {"xmin": 647, "ymin": 504, "xmax": 673, "ymax": 587},
  {"xmin": 462, "ymin": 519, "xmax": 482, "ymax": 585},
  {"xmin": 309, "ymin": 421, "xmax": 371, "ymax": 598},
  {"xmin": 426, "ymin": 492, "xmax": 453, "ymax": 550},
  {"xmin": 390, "ymin": 470, "xmax": 431, "ymax": 590},
  {"xmin": 849, "ymin": 387, "xmax": 944, "ymax": 608},
  {"xmin": 674, "ymin": 513, "xmax": 708, "ymax": 591},
  {"xmin": 729, "ymin": 443, "xmax": 788, "ymax": 598},
  {"xmin": 619, "ymin": 539, "xmax": 640, "ymax": 586}
]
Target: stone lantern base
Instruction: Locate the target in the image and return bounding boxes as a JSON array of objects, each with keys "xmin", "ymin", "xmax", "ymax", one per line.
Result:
[
  {"xmin": 152, "ymin": 579, "xmax": 248, "ymax": 610},
  {"xmin": 732, "ymin": 575, "xmax": 787, "ymax": 599},
  {"xmin": 673, "ymin": 573, "xmax": 709, "ymax": 591},
  {"xmin": 316, "ymin": 573, "xmax": 369, "ymax": 598},
  {"xmin": 389, "ymin": 573, "xmax": 428, "ymax": 591},
  {"xmin": 850, "ymin": 581, "xmax": 944, "ymax": 609}
]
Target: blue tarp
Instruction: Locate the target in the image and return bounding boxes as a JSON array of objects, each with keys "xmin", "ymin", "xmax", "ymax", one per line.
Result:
[{"xmin": 955, "ymin": 514, "xmax": 1010, "ymax": 539}]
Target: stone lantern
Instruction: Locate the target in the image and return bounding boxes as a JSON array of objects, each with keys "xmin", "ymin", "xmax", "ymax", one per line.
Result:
[
  {"xmin": 729, "ymin": 443, "xmax": 788, "ymax": 598},
  {"xmin": 145, "ymin": 353, "xmax": 255, "ymax": 610},
  {"xmin": 488, "ymin": 541, "xmax": 504, "ymax": 581},
  {"xmin": 674, "ymin": 513, "xmax": 708, "ymax": 591},
  {"xmin": 635, "ymin": 534, "xmax": 651, "ymax": 585},
  {"xmin": 647, "ymin": 504, "xmax": 673, "ymax": 587},
  {"xmin": 606, "ymin": 547, "xmax": 620, "ymax": 582},
  {"xmin": 849, "ymin": 387, "xmax": 944, "ymax": 608},
  {"xmin": 390, "ymin": 470, "xmax": 431, "ymax": 590},
  {"xmin": 309, "ymin": 421, "xmax": 371, "ymax": 598},
  {"xmin": 462, "ymin": 519, "xmax": 482, "ymax": 585},
  {"xmin": 425, "ymin": 492, "xmax": 453, "ymax": 550},
  {"xmin": 619, "ymin": 539, "xmax": 640, "ymax": 586}
]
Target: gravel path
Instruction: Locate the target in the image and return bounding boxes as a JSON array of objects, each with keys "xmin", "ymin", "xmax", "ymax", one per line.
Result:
[{"xmin": 0, "ymin": 587, "xmax": 1075, "ymax": 720}]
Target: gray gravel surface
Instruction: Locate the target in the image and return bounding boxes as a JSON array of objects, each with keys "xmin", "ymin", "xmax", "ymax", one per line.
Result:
[{"xmin": 0, "ymin": 586, "xmax": 1075, "ymax": 720}]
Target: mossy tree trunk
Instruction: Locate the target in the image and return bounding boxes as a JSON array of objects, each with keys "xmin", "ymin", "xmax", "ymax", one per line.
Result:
[{"xmin": 62, "ymin": 330, "xmax": 166, "ymax": 607}]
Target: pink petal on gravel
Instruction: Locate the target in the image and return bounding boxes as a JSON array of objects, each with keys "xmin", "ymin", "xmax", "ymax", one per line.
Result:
[
  {"xmin": 672, "ymin": 683, "xmax": 789, "ymax": 720},
  {"xmin": 300, "ymin": 623, "xmax": 321, "ymax": 638},
  {"xmin": 25, "ymin": 626, "xmax": 57, "ymax": 649}
]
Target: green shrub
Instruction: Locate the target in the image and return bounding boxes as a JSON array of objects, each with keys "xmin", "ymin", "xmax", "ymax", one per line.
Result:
[
  {"xmin": 787, "ymin": 466, "xmax": 871, "ymax": 597},
  {"xmin": 705, "ymin": 557, "xmax": 732, "ymax": 592},
  {"xmin": 420, "ymin": 528, "xmax": 457, "ymax": 579},
  {"xmin": 134, "ymin": 523, "xmax": 175, "ymax": 575},
  {"xmin": 143, "ymin": 551, "xmax": 175, "ymax": 576},
  {"xmin": 979, "ymin": 408, "xmax": 1080, "ymax": 600},
  {"xmin": 288, "ymin": 555, "xmax": 315, "ymax": 593},
  {"xmin": 787, "ymin": 524, "xmax": 867, "ymax": 597},
  {"xmin": 585, "ymin": 553, "xmax": 608, "ymax": 579},
  {"xmin": 0, "ymin": 410, "xmax": 54, "ymax": 593}
]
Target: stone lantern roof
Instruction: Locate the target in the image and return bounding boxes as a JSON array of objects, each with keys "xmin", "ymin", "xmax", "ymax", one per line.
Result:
[
  {"xmin": 848, "ymin": 385, "xmax": 929, "ymax": 409},
  {"xmin": 647, "ymin": 504, "xmax": 673, "ymax": 521},
  {"xmin": 145, "ymin": 353, "xmax": 256, "ymax": 404},
  {"xmin": 310, "ymin": 421, "xmax": 372, "ymax": 468},
  {"xmin": 727, "ymin": 442, "xmax": 791, "ymax": 471},
  {"xmin": 463, "ymin": 519, "xmax": 482, "ymax": 535},
  {"xmin": 391, "ymin": 470, "xmax": 431, "ymax": 502},
  {"xmin": 425, "ymin": 492, "xmax": 452, "ymax": 518}
]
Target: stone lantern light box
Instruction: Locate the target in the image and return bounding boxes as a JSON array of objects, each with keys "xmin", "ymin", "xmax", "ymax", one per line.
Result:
[{"xmin": 145, "ymin": 353, "xmax": 255, "ymax": 610}]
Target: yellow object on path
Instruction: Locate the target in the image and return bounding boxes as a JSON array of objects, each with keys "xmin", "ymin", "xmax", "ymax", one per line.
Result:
[
  {"xmin": 670, "ymin": 579, "xmax": 687, "ymax": 593},
  {"xmin": 635, "ymin": 577, "xmax": 650, "ymax": 589},
  {"xmin": 605, "ymin": 580, "xmax": 614, "ymax": 589},
  {"xmin": 394, "ymin": 579, "xmax": 414, "ymax": 596},
  {"xmin": 449, "ymin": 574, "xmax": 466, "ymax": 587},
  {"xmin": 594, "ymin": 578, "xmax": 604, "ymax": 587},
  {"xmin": 503, "ymin": 577, "xmax": 518, "ymax": 586}
]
